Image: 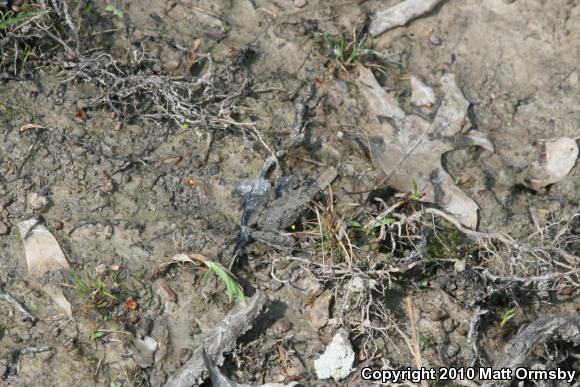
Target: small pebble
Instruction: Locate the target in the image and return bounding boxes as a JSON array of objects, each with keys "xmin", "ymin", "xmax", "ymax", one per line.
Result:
[
  {"xmin": 294, "ymin": 0, "xmax": 307, "ymax": 8},
  {"xmin": 209, "ymin": 153, "xmax": 222, "ymax": 164},
  {"xmin": 429, "ymin": 309, "xmax": 447, "ymax": 321},
  {"xmin": 0, "ymin": 221, "xmax": 9, "ymax": 235},
  {"xmin": 27, "ymin": 192, "xmax": 50, "ymax": 211},
  {"xmin": 101, "ymin": 179, "xmax": 115, "ymax": 193},
  {"xmin": 429, "ymin": 34, "xmax": 442, "ymax": 46},
  {"xmin": 285, "ymin": 364, "xmax": 301, "ymax": 378}
]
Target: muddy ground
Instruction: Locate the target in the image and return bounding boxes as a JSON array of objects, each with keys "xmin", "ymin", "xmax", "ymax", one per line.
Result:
[{"xmin": 0, "ymin": 0, "xmax": 579, "ymax": 386}]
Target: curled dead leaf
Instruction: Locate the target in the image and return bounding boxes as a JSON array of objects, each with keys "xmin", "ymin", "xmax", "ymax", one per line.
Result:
[
  {"xmin": 525, "ymin": 137, "xmax": 579, "ymax": 191},
  {"xmin": 356, "ymin": 65, "xmax": 492, "ymax": 229}
]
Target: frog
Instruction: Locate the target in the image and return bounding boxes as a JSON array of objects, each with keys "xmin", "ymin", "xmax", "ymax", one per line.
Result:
[{"xmin": 234, "ymin": 167, "xmax": 338, "ymax": 252}]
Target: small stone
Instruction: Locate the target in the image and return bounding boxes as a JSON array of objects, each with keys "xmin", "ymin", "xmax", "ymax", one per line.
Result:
[
  {"xmin": 447, "ymin": 343, "xmax": 461, "ymax": 358},
  {"xmin": 502, "ymin": 0, "xmax": 515, "ymax": 3},
  {"xmin": 101, "ymin": 179, "xmax": 114, "ymax": 193},
  {"xmin": 27, "ymin": 193, "xmax": 50, "ymax": 211},
  {"xmin": 314, "ymin": 329, "xmax": 355, "ymax": 380},
  {"xmin": 209, "ymin": 153, "xmax": 222, "ymax": 164},
  {"xmin": 428, "ymin": 34, "xmax": 442, "ymax": 46},
  {"xmin": 429, "ymin": 309, "xmax": 447, "ymax": 321},
  {"xmin": 0, "ymin": 221, "xmax": 9, "ymax": 235},
  {"xmin": 285, "ymin": 364, "xmax": 301, "ymax": 378},
  {"xmin": 294, "ymin": 0, "xmax": 307, "ymax": 8}
]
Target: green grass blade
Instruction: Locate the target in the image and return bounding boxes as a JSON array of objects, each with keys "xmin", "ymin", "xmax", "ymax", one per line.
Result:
[{"xmin": 0, "ymin": 10, "xmax": 48, "ymax": 29}]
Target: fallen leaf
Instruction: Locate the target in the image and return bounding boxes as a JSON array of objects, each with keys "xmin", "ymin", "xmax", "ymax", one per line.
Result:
[
  {"xmin": 310, "ymin": 291, "xmax": 334, "ymax": 329},
  {"xmin": 369, "ymin": 0, "xmax": 446, "ymax": 37},
  {"xmin": 356, "ymin": 65, "xmax": 493, "ymax": 229},
  {"xmin": 18, "ymin": 219, "xmax": 72, "ymax": 317},
  {"xmin": 410, "ymin": 76, "xmax": 436, "ymax": 108},
  {"xmin": 126, "ymin": 299, "xmax": 138, "ymax": 310},
  {"xmin": 525, "ymin": 137, "xmax": 579, "ymax": 191}
]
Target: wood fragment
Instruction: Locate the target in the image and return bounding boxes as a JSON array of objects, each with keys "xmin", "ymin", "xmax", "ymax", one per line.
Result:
[{"xmin": 164, "ymin": 291, "xmax": 269, "ymax": 387}]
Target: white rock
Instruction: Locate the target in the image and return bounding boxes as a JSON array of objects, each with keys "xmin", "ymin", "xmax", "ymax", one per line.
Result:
[
  {"xmin": 314, "ymin": 329, "xmax": 355, "ymax": 380},
  {"xmin": 27, "ymin": 192, "xmax": 50, "ymax": 210}
]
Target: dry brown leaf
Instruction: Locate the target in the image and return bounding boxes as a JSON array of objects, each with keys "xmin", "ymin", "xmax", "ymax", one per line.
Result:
[
  {"xmin": 356, "ymin": 65, "xmax": 493, "ymax": 229},
  {"xmin": 525, "ymin": 137, "xmax": 579, "ymax": 191},
  {"xmin": 18, "ymin": 218, "xmax": 72, "ymax": 317}
]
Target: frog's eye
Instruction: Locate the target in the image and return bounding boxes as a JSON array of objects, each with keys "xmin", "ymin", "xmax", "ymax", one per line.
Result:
[{"xmin": 291, "ymin": 224, "xmax": 296, "ymax": 231}]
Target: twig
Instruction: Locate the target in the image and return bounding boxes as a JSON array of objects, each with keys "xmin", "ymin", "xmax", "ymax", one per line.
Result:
[
  {"xmin": 0, "ymin": 288, "xmax": 37, "ymax": 323},
  {"xmin": 405, "ymin": 298, "xmax": 429, "ymax": 387},
  {"xmin": 164, "ymin": 292, "xmax": 268, "ymax": 387}
]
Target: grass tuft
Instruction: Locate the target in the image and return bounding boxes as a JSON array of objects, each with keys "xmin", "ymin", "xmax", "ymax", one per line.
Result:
[{"xmin": 73, "ymin": 272, "xmax": 118, "ymax": 310}]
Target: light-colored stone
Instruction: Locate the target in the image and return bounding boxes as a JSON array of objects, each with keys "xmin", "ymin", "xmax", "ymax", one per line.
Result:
[
  {"xmin": 314, "ymin": 329, "xmax": 355, "ymax": 380},
  {"xmin": 27, "ymin": 193, "xmax": 50, "ymax": 211},
  {"xmin": 294, "ymin": 0, "xmax": 307, "ymax": 8}
]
